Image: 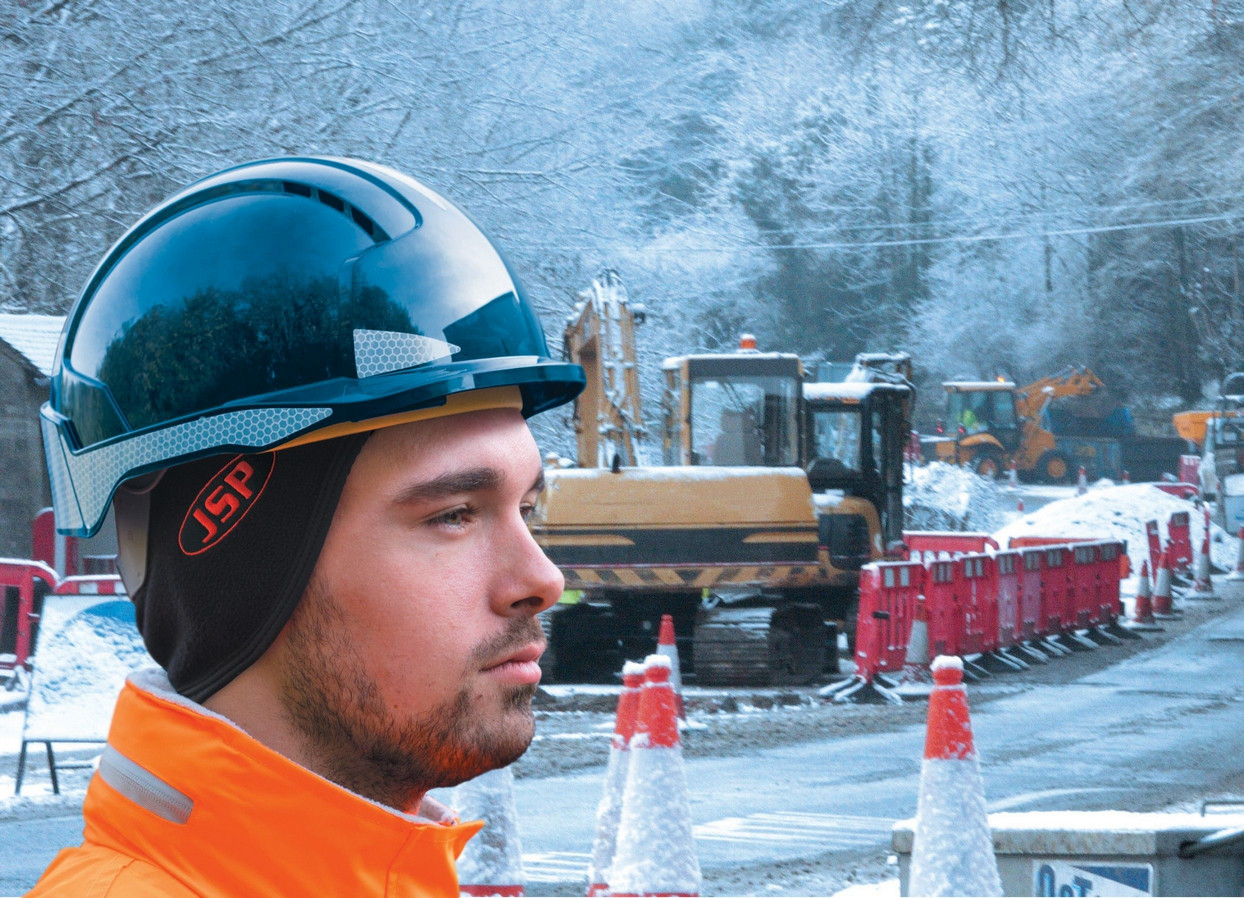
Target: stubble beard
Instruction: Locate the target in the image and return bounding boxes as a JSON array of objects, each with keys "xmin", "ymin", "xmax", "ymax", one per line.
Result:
[{"xmin": 279, "ymin": 574, "xmax": 542, "ymax": 810}]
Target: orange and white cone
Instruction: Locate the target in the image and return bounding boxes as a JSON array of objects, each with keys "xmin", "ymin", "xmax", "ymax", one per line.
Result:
[
  {"xmin": 656, "ymin": 614, "xmax": 686, "ymax": 720},
  {"xmin": 1076, "ymin": 465, "xmax": 1088, "ymax": 495},
  {"xmin": 1122, "ymin": 470, "xmax": 1131, "ymax": 484},
  {"xmin": 1152, "ymin": 552, "xmax": 1179, "ymax": 618},
  {"xmin": 609, "ymin": 654, "xmax": 701, "ymax": 897},
  {"xmin": 587, "ymin": 661, "xmax": 644, "ymax": 896},
  {"xmin": 909, "ymin": 656, "xmax": 1002, "ymax": 897},
  {"xmin": 1006, "ymin": 460, "xmax": 1019, "ymax": 490},
  {"xmin": 895, "ymin": 596, "xmax": 933, "ymax": 687},
  {"xmin": 1128, "ymin": 561, "xmax": 1162, "ymax": 631},
  {"xmin": 1228, "ymin": 527, "xmax": 1244, "ymax": 582},
  {"xmin": 453, "ymin": 765, "xmax": 525, "ymax": 897},
  {"xmin": 1016, "ymin": 498, "xmax": 1025, "ymax": 514},
  {"xmin": 1188, "ymin": 507, "xmax": 1219, "ymax": 600}
]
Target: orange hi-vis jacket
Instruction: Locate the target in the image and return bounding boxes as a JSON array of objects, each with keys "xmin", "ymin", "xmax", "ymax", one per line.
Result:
[{"xmin": 27, "ymin": 670, "xmax": 483, "ymax": 897}]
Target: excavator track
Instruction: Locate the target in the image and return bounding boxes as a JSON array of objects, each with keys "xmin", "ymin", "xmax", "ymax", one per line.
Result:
[{"xmin": 692, "ymin": 603, "xmax": 827, "ymax": 686}]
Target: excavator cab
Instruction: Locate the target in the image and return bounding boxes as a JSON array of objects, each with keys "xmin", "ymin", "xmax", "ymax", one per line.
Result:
[
  {"xmin": 804, "ymin": 382, "xmax": 911, "ymax": 552},
  {"xmin": 663, "ymin": 353, "xmax": 803, "ymax": 467}
]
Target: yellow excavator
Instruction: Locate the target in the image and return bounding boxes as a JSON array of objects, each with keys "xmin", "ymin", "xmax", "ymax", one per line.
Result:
[{"xmin": 530, "ymin": 271, "xmax": 912, "ymax": 685}]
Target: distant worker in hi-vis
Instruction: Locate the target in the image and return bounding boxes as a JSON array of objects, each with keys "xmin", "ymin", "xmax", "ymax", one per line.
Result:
[{"xmin": 28, "ymin": 157, "xmax": 585, "ymax": 896}]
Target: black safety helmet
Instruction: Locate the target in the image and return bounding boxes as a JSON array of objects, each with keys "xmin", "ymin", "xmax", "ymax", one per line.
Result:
[{"xmin": 42, "ymin": 157, "xmax": 586, "ymax": 540}]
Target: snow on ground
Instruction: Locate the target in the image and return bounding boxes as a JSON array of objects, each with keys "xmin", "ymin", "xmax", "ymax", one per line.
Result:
[
  {"xmin": 905, "ymin": 463, "xmax": 1009, "ymax": 533},
  {"xmin": 831, "ymin": 879, "xmax": 900, "ymax": 898},
  {"xmin": 992, "ymin": 482, "xmax": 1237, "ymax": 594}
]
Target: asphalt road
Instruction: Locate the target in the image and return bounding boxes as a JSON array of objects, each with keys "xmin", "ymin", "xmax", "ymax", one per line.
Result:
[
  {"xmin": 3, "ymin": 582, "xmax": 1242, "ymax": 895},
  {"xmin": 504, "ymin": 586, "xmax": 1244, "ymax": 888}
]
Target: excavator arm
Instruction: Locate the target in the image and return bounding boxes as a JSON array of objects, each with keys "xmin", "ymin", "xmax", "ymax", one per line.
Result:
[{"xmin": 563, "ymin": 270, "xmax": 649, "ymax": 468}]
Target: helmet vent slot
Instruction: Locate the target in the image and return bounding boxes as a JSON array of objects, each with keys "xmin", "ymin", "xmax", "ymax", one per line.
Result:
[
  {"xmin": 280, "ymin": 181, "xmax": 385, "ymax": 241},
  {"xmin": 350, "ymin": 206, "xmax": 379, "ymax": 239},
  {"xmin": 316, "ymin": 189, "xmax": 345, "ymax": 213}
]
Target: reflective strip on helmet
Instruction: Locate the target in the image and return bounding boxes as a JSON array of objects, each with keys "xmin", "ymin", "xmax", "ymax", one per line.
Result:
[
  {"xmin": 41, "ymin": 405, "xmax": 332, "ymax": 537},
  {"xmin": 353, "ymin": 329, "xmax": 461, "ymax": 378}
]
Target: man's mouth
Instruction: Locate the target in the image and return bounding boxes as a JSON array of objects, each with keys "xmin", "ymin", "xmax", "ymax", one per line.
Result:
[{"xmin": 481, "ymin": 642, "xmax": 545, "ymax": 685}]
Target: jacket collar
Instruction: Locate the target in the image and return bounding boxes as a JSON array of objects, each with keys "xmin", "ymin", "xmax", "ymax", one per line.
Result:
[{"xmin": 83, "ymin": 669, "xmax": 482, "ymax": 897}]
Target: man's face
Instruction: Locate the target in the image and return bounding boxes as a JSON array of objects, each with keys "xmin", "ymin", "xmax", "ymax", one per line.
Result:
[{"xmin": 278, "ymin": 407, "xmax": 563, "ymax": 808}]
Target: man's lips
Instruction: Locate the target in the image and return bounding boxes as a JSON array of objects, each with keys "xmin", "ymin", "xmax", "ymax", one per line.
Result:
[{"xmin": 481, "ymin": 642, "xmax": 545, "ymax": 684}]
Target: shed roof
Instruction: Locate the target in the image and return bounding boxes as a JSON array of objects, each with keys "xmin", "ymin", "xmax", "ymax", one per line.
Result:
[{"xmin": 0, "ymin": 313, "xmax": 65, "ymax": 377}]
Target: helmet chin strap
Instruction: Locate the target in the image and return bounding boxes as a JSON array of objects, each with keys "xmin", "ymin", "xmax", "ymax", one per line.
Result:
[{"xmin": 113, "ymin": 471, "xmax": 164, "ymax": 596}]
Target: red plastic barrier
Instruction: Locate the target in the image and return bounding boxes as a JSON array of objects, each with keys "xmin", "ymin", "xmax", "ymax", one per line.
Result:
[
  {"xmin": 1168, "ymin": 511, "xmax": 1193, "ymax": 572},
  {"xmin": 1145, "ymin": 520, "xmax": 1162, "ymax": 577},
  {"xmin": 1180, "ymin": 455, "xmax": 1201, "ymax": 486},
  {"xmin": 1069, "ymin": 543, "xmax": 1100, "ymax": 629},
  {"xmin": 1018, "ymin": 548, "xmax": 1044, "ymax": 640},
  {"xmin": 958, "ymin": 554, "xmax": 994, "ymax": 655},
  {"xmin": 0, "ymin": 559, "xmax": 59, "ymax": 673},
  {"xmin": 1092, "ymin": 541, "xmax": 1126, "ymax": 623},
  {"xmin": 1006, "ymin": 535, "xmax": 1094, "ymax": 548},
  {"xmin": 852, "ymin": 562, "xmax": 924, "ymax": 680},
  {"xmin": 994, "ymin": 551, "xmax": 1022, "ymax": 648},
  {"xmin": 1155, "ymin": 482, "xmax": 1199, "ymax": 500},
  {"xmin": 923, "ymin": 558, "xmax": 963, "ymax": 658},
  {"xmin": 903, "ymin": 531, "xmax": 999, "ymax": 558},
  {"xmin": 1040, "ymin": 546, "xmax": 1073, "ymax": 635},
  {"xmin": 54, "ymin": 574, "xmax": 124, "ymax": 596}
]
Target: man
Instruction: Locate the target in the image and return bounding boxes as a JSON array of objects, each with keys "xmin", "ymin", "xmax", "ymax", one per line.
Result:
[{"xmin": 28, "ymin": 157, "xmax": 585, "ymax": 896}]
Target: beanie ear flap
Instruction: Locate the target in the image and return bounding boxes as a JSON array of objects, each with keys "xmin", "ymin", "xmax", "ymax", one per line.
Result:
[{"xmin": 132, "ymin": 433, "xmax": 370, "ymax": 703}]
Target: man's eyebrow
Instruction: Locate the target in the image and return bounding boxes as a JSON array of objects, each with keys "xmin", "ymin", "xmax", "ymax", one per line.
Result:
[
  {"xmin": 394, "ymin": 467, "xmax": 503, "ymax": 505},
  {"xmin": 393, "ymin": 467, "xmax": 546, "ymax": 505}
]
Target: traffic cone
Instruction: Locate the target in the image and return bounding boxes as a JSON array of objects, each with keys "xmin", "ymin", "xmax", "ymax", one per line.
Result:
[
  {"xmin": 587, "ymin": 661, "xmax": 645, "ymax": 896},
  {"xmin": 1228, "ymin": 527, "xmax": 1244, "ymax": 582},
  {"xmin": 1076, "ymin": 465, "xmax": 1088, "ymax": 495},
  {"xmin": 894, "ymin": 596, "xmax": 933, "ymax": 688},
  {"xmin": 656, "ymin": 614, "xmax": 686, "ymax": 719},
  {"xmin": 453, "ymin": 766, "xmax": 525, "ymax": 897},
  {"xmin": 609, "ymin": 655, "xmax": 701, "ymax": 897},
  {"xmin": 1016, "ymin": 498, "xmax": 1025, "ymax": 514},
  {"xmin": 1188, "ymin": 507, "xmax": 1219, "ymax": 600},
  {"xmin": 1006, "ymin": 460, "xmax": 1019, "ymax": 490},
  {"xmin": 908, "ymin": 656, "xmax": 1003, "ymax": 897},
  {"xmin": 1122, "ymin": 470, "xmax": 1131, "ymax": 485},
  {"xmin": 1152, "ymin": 552, "xmax": 1179, "ymax": 618},
  {"xmin": 1128, "ymin": 561, "xmax": 1162, "ymax": 631}
]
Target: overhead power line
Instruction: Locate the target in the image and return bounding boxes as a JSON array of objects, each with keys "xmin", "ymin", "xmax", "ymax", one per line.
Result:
[{"xmin": 526, "ymin": 210, "xmax": 1243, "ymax": 254}]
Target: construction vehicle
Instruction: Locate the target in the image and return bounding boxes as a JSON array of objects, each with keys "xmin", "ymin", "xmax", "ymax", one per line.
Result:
[
  {"xmin": 924, "ymin": 367, "xmax": 1184, "ymax": 483},
  {"xmin": 1174, "ymin": 373, "xmax": 1244, "ymax": 507},
  {"xmin": 530, "ymin": 271, "xmax": 912, "ymax": 685}
]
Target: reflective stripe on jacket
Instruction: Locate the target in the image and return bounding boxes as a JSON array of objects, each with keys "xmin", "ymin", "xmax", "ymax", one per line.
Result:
[{"xmin": 27, "ymin": 669, "xmax": 482, "ymax": 897}]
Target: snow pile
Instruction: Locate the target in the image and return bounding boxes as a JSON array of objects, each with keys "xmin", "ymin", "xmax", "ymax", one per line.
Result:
[
  {"xmin": 24, "ymin": 597, "xmax": 147, "ymax": 740},
  {"xmin": 451, "ymin": 765, "xmax": 525, "ymax": 891},
  {"xmin": 905, "ymin": 463, "xmax": 1008, "ymax": 532},
  {"xmin": 991, "ymin": 484, "xmax": 1235, "ymax": 591}
]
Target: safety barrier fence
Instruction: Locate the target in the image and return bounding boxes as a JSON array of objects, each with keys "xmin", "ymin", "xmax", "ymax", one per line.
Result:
[
  {"xmin": 852, "ymin": 537, "xmax": 1130, "ymax": 687},
  {"xmin": 0, "ymin": 561, "xmax": 124, "ymax": 680}
]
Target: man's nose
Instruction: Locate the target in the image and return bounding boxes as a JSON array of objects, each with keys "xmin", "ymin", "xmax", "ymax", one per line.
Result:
[{"xmin": 497, "ymin": 518, "xmax": 564, "ymax": 615}]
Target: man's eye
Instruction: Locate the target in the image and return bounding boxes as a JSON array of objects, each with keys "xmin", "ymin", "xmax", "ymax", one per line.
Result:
[
  {"xmin": 430, "ymin": 506, "xmax": 474, "ymax": 528},
  {"xmin": 520, "ymin": 502, "xmax": 535, "ymax": 520}
]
